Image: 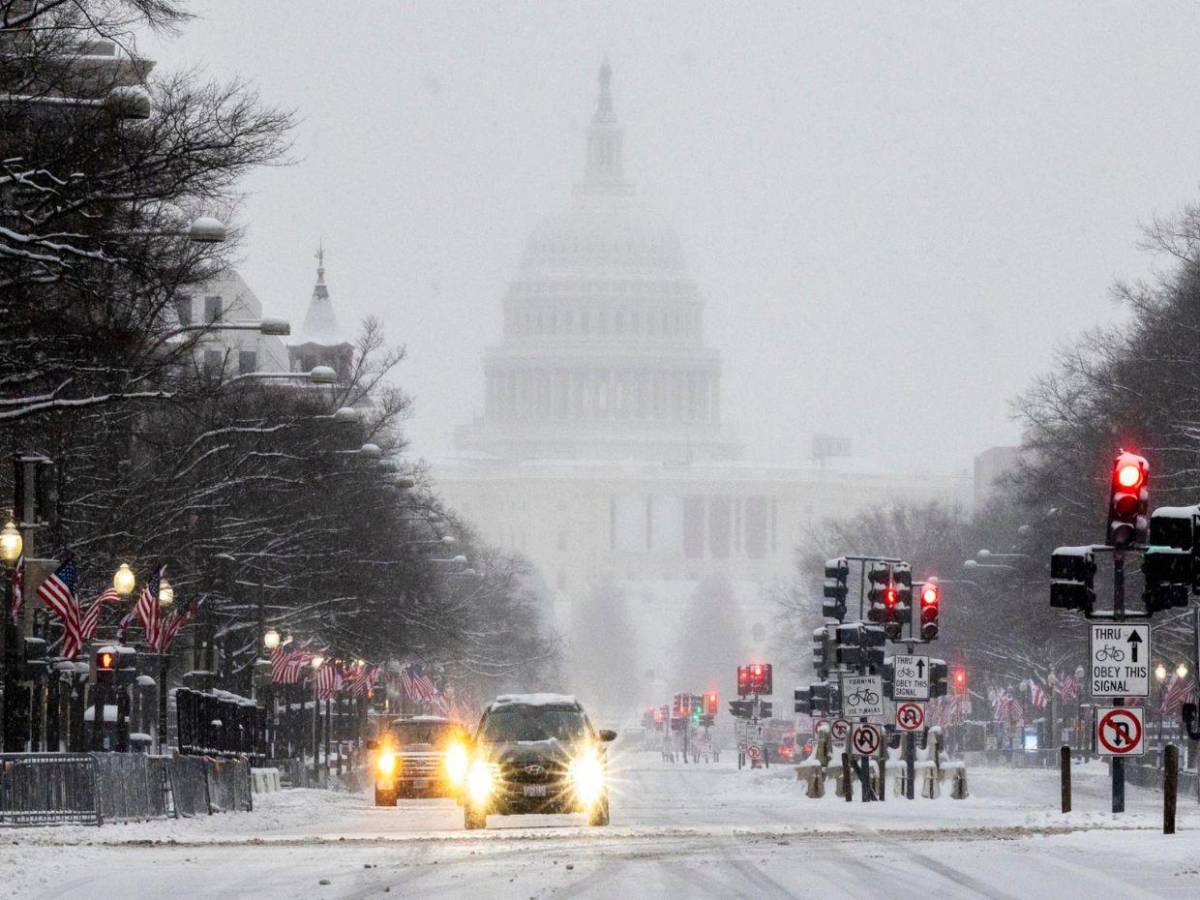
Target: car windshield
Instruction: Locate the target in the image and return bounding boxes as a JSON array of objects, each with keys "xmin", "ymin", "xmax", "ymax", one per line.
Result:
[
  {"xmin": 390, "ymin": 721, "xmax": 455, "ymax": 746},
  {"xmin": 480, "ymin": 705, "xmax": 589, "ymax": 743}
]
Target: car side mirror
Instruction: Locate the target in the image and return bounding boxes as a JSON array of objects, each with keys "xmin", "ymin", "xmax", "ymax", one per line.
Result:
[
  {"xmin": 365, "ymin": 739, "xmax": 379, "ymax": 751},
  {"xmin": 598, "ymin": 729, "xmax": 617, "ymax": 743}
]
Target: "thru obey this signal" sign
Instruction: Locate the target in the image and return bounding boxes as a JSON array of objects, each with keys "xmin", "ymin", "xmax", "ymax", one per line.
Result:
[{"xmin": 1089, "ymin": 624, "xmax": 1150, "ymax": 698}]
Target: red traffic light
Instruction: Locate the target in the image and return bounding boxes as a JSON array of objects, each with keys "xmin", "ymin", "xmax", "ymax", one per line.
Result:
[
  {"xmin": 751, "ymin": 664, "xmax": 763, "ymax": 676},
  {"xmin": 921, "ymin": 584, "xmax": 939, "ymax": 606},
  {"xmin": 884, "ymin": 588, "xmax": 897, "ymax": 607},
  {"xmin": 705, "ymin": 691, "xmax": 719, "ymax": 716},
  {"xmin": 1115, "ymin": 459, "xmax": 1144, "ymax": 489},
  {"xmin": 953, "ymin": 667, "xmax": 967, "ymax": 691}
]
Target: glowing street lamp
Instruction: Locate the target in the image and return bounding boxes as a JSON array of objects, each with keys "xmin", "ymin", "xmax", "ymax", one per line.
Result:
[
  {"xmin": 158, "ymin": 577, "xmax": 174, "ymax": 608},
  {"xmin": 264, "ymin": 628, "xmax": 281, "ymax": 651},
  {"xmin": 113, "ymin": 563, "xmax": 136, "ymax": 597},
  {"xmin": 0, "ymin": 521, "xmax": 22, "ymax": 564},
  {"xmin": 1156, "ymin": 663, "xmax": 1169, "ymax": 683},
  {"xmin": 1177, "ymin": 663, "xmax": 1189, "ymax": 679}
]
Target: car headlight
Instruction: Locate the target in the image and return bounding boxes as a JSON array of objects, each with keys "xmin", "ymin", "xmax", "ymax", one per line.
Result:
[
  {"xmin": 466, "ymin": 759, "xmax": 494, "ymax": 807},
  {"xmin": 377, "ymin": 752, "xmax": 396, "ymax": 777},
  {"xmin": 445, "ymin": 741, "xmax": 470, "ymax": 788},
  {"xmin": 569, "ymin": 748, "xmax": 605, "ymax": 808}
]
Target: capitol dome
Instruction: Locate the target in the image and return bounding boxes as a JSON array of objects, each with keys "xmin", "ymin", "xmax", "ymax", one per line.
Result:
[
  {"xmin": 457, "ymin": 62, "xmax": 741, "ymax": 463},
  {"xmin": 521, "ymin": 193, "xmax": 687, "ymax": 276}
]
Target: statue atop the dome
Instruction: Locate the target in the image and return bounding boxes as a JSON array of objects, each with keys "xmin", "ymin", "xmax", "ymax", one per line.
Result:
[{"xmin": 596, "ymin": 58, "xmax": 613, "ymax": 119}]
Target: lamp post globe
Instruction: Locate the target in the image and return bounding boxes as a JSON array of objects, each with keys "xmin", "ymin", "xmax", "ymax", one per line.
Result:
[
  {"xmin": 158, "ymin": 578, "xmax": 174, "ymax": 608},
  {"xmin": 1156, "ymin": 663, "xmax": 1168, "ymax": 683},
  {"xmin": 312, "ymin": 654, "xmax": 325, "ymax": 670},
  {"xmin": 1177, "ymin": 663, "xmax": 1189, "ymax": 679},
  {"xmin": 113, "ymin": 563, "xmax": 136, "ymax": 597},
  {"xmin": 0, "ymin": 521, "xmax": 22, "ymax": 564},
  {"xmin": 264, "ymin": 628, "xmax": 281, "ymax": 651}
]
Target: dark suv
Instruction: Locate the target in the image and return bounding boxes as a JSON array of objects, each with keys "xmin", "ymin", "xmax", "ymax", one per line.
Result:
[{"xmin": 463, "ymin": 694, "xmax": 616, "ymax": 829}]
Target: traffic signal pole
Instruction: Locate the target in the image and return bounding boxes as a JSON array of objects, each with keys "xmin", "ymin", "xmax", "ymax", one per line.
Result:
[{"xmin": 1112, "ymin": 553, "xmax": 1126, "ymax": 814}]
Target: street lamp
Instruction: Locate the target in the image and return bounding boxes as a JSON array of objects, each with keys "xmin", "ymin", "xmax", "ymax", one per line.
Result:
[
  {"xmin": 264, "ymin": 628, "xmax": 281, "ymax": 651},
  {"xmin": 312, "ymin": 655, "xmax": 325, "ymax": 670},
  {"xmin": 1177, "ymin": 663, "xmax": 1189, "ymax": 679},
  {"xmin": 310, "ymin": 653, "xmax": 325, "ymax": 779},
  {"xmin": 0, "ymin": 521, "xmax": 22, "ymax": 564},
  {"xmin": 113, "ymin": 563, "xmax": 136, "ymax": 597},
  {"xmin": 1156, "ymin": 663, "xmax": 1169, "ymax": 683},
  {"xmin": 158, "ymin": 578, "xmax": 174, "ymax": 608},
  {"xmin": 0, "ymin": 520, "xmax": 24, "ymax": 751}
]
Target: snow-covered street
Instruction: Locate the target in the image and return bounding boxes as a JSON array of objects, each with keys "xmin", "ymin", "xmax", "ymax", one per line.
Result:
[{"xmin": 8, "ymin": 752, "xmax": 1200, "ymax": 899}]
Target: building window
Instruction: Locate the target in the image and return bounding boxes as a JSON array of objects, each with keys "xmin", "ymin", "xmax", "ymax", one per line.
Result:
[
  {"xmin": 204, "ymin": 295, "xmax": 223, "ymax": 323},
  {"xmin": 174, "ymin": 295, "xmax": 193, "ymax": 326},
  {"xmin": 238, "ymin": 350, "xmax": 257, "ymax": 374},
  {"xmin": 203, "ymin": 349, "xmax": 223, "ymax": 375}
]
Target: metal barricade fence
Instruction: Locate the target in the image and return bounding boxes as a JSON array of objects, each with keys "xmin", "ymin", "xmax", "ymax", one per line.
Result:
[
  {"xmin": 0, "ymin": 753, "xmax": 100, "ymax": 826},
  {"xmin": 89, "ymin": 753, "xmax": 167, "ymax": 822},
  {"xmin": 170, "ymin": 754, "xmax": 210, "ymax": 818},
  {"xmin": 204, "ymin": 757, "xmax": 252, "ymax": 813}
]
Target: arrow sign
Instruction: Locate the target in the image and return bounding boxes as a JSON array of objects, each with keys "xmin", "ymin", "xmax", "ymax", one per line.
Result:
[
  {"xmin": 916, "ymin": 659, "xmax": 925, "ymax": 677},
  {"xmin": 1127, "ymin": 631, "xmax": 1142, "ymax": 663}
]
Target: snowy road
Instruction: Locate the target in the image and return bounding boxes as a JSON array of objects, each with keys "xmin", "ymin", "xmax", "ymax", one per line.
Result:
[{"xmin": 8, "ymin": 751, "xmax": 1200, "ymax": 898}]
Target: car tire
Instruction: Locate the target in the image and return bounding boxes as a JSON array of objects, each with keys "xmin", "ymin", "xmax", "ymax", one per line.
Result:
[
  {"xmin": 588, "ymin": 794, "xmax": 610, "ymax": 827},
  {"xmin": 464, "ymin": 804, "xmax": 488, "ymax": 830},
  {"xmin": 374, "ymin": 788, "xmax": 396, "ymax": 807}
]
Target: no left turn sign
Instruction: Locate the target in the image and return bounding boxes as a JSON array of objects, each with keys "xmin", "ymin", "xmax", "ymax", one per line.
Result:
[
  {"xmin": 850, "ymin": 723, "xmax": 882, "ymax": 756},
  {"xmin": 896, "ymin": 703, "xmax": 925, "ymax": 732},
  {"xmin": 1096, "ymin": 707, "xmax": 1144, "ymax": 756}
]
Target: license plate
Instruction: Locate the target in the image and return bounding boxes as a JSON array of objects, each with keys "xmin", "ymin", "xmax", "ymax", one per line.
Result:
[
  {"xmin": 522, "ymin": 784, "xmax": 547, "ymax": 798},
  {"xmin": 412, "ymin": 779, "xmax": 429, "ymax": 789}
]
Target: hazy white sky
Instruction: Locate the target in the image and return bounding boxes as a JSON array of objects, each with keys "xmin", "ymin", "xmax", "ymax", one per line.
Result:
[{"xmin": 147, "ymin": 1, "xmax": 1200, "ymax": 475}]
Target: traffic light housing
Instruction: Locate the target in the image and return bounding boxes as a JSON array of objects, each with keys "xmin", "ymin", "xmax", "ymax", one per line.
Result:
[
  {"xmin": 866, "ymin": 562, "xmax": 892, "ymax": 621},
  {"xmin": 822, "ymin": 556, "xmax": 850, "ymax": 621},
  {"xmin": 930, "ymin": 660, "xmax": 949, "ymax": 698},
  {"xmin": 736, "ymin": 665, "xmax": 750, "ymax": 697},
  {"xmin": 747, "ymin": 662, "xmax": 772, "ymax": 695},
  {"xmin": 91, "ymin": 646, "xmax": 117, "ymax": 685},
  {"xmin": 705, "ymin": 690, "xmax": 719, "ymax": 717},
  {"xmin": 812, "ymin": 626, "xmax": 830, "ymax": 677},
  {"xmin": 1050, "ymin": 546, "xmax": 1097, "ymax": 615},
  {"xmin": 757, "ymin": 701, "xmax": 773, "ymax": 719},
  {"xmin": 728, "ymin": 699, "xmax": 753, "ymax": 718},
  {"xmin": 1144, "ymin": 506, "xmax": 1199, "ymax": 613},
  {"xmin": 919, "ymin": 581, "xmax": 940, "ymax": 641},
  {"xmin": 1106, "ymin": 450, "xmax": 1149, "ymax": 549},
  {"xmin": 794, "ymin": 687, "xmax": 811, "ymax": 715}
]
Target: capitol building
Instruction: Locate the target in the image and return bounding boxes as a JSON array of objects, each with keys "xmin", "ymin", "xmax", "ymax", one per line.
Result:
[{"xmin": 435, "ymin": 65, "xmax": 969, "ymax": 701}]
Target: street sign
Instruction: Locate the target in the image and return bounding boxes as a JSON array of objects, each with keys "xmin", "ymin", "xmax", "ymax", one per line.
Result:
[
  {"xmin": 1096, "ymin": 707, "xmax": 1145, "ymax": 756},
  {"xmin": 831, "ymin": 718, "xmax": 851, "ymax": 742},
  {"xmin": 896, "ymin": 702, "xmax": 925, "ymax": 732},
  {"xmin": 737, "ymin": 741, "xmax": 748, "ymax": 753},
  {"xmin": 1089, "ymin": 623, "xmax": 1150, "ymax": 698},
  {"xmin": 850, "ymin": 723, "xmax": 882, "ymax": 755},
  {"xmin": 892, "ymin": 654, "xmax": 931, "ymax": 701},
  {"xmin": 747, "ymin": 744, "xmax": 762, "ymax": 761},
  {"xmin": 841, "ymin": 674, "xmax": 884, "ymax": 718},
  {"xmin": 814, "ymin": 718, "xmax": 830, "ymax": 734}
]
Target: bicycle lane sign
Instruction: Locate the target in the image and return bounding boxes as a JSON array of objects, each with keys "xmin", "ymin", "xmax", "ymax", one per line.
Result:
[
  {"xmin": 1090, "ymin": 623, "xmax": 1150, "ymax": 698},
  {"xmin": 840, "ymin": 674, "xmax": 884, "ymax": 718}
]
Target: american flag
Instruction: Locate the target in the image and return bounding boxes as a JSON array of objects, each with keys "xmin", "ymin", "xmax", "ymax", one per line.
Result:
[
  {"xmin": 79, "ymin": 587, "xmax": 120, "ymax": 642},
  {"xmin": 315, "ymin": 661, "xmax": 342, "ymax": 700},
  {"xmin": 1054, "ymin": 674, "xmax": 1080, "ymax": 702},
  {"xmin": 10, "ymin": 554, "xmax": 22, "ymax": 626},
  {"xmin": 1029, "ymin": 680, "xmax": 1048, "ymax": 709},
  {"xmin": 157, "ymin": 596, "xmax": 203, "ymax": 652},
  {"xmin": 134, "ymin": 565, "xmax": 164, "ymax": 650},
  {"xmin": 992, "ymin": 688, "xmax": 1023, "ymax": 728},
  {"xmin": 407, "ymin": 664, "xmax": 437, "ymax": 702},
  {"xmin": 37, "ymin": 557, "xmax": 83, "ymax": 659},
  {"xmin": 272, "ymin": 641, "xmax": 314, "ymax": 684},
  {"xmin": 346, "ymin": 664, "xmax": 377, "ymax": 697},
  {"xmin": 1160, "ymin": 674, "xmax": 1198, "ymax": 716}
]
